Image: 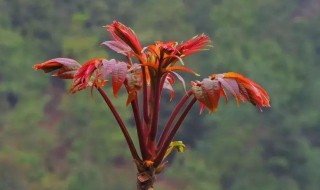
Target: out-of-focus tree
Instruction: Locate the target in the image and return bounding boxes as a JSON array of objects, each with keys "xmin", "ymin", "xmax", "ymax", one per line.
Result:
[{"xmin": 0, "ymin": 0, "xmax": 320, "ymax": 189}]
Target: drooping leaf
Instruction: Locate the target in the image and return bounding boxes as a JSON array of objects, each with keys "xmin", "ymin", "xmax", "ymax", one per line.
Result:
[
  {"xmin": 33, "ymin": 58, "xmax": 81, "ymax": 79},
  {"xmin": 218, "ymin": 78, "xmax": 242, "ymax": 104},
  {"xmin": 101, "ymin": 41, "xmax": 131, "ymax": 55},
  {"xmin": 221, "ymin": 72, "xmax": 270, "ymax": 109},
  {"xmin": 191, "ymin": 83, "xmax": 212, "ymax": 113},
  {"xmin": 112, "ymin": 61, "xmax": 128, "ymax": 97},
  {"xmin": 192, "ymin": 72, "xmax": 270, "ymax": 112},
  {"xmin": 101, "ymin": 59, "xmax": 116, "ymax": 78},
  {"xmin": 171, "ymin": 71, "xmax": 187, "ymax": 92},
  {"xmin": 202, "ymin": 78, "xmax": 220, "ymax": 112},
  {"xmin": 163, "ymin": 74, "xmax": 175, "ymax": 100}
]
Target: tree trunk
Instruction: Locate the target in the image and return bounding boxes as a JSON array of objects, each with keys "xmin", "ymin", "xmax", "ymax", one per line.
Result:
[{"xmin": 136, "ymin": 167, "xmax": 156, "ymax": 190}]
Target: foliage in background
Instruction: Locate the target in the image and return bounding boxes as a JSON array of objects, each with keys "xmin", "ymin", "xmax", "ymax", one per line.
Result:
[{"xmin": 0, "ymin": 0, "xmax": 319, "ymax": 189}]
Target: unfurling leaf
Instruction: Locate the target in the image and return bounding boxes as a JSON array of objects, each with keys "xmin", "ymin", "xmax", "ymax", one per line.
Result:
[
  {"xmin": 164, "ymin": 141, "xmax": 186, "ymax": 159},
  {"xmin": 33, "ymin": 58, "xmax": 81, "ymax": 79},
  {"xmin": 126, "ymin": 68, "xmax": 142, "ymax": 105},
  {"xmin": 70, "ymin": 58, "xmax": 105, "ymax": 94},
  {"xmin": 104, "ymin": 21, "xmax": 142, "ymax": 55},
  {"xmin": 126, "ymin": 66, "xmax": 142, "ymax": 92}
]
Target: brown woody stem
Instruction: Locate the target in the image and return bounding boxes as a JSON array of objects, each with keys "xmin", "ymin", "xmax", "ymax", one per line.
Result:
[
  {"xmin": 135, "ymin": 161, "xmax": 156, "ymax": 190},
  {"xmin": 136, "ymin": 169, "xmax": 155, "ymax": 190}
]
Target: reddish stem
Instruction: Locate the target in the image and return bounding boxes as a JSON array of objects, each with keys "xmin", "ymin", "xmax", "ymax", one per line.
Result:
[
  {"xmin": 97, "ymin": 87, "xmax": 141, "ymax": 162},
  {"xmin": 157, "ymin": 90, "xmax": 193, "ymax": 149},
  {"xmin": 130, "ymin": 93, "xmax": 148, "ymax": 160},
  {"xmin": 142, "ymin": 67, "xmax": 150, "ymax": 124},
  {"xmin": 154, "ymin": 97, "xmax": 196, "ymax": 167},
  {"xmin": 149, "ymin": 75, "xmax": 161, "ymax": 143}
]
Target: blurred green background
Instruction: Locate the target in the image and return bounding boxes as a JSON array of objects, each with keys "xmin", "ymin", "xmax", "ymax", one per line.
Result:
[{"xmin": 1, "ymin": 0, "xmax": 320, "ymax": 189}]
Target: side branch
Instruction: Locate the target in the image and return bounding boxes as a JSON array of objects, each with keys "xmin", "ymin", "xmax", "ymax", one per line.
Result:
[
  {"xmin": 154, "ymin": 97, "xmax": 197, "ymax": 166},
  {"xmin": 131, "ymin": 96, "xmax": 148, "ymax": 160},
  {"xmin": 157, "ymin": 90, "xmax": 193, "ymax": 149},
  {"xmin": 96, "ymin": 87, "xmax": 141, "ymax": 162}
]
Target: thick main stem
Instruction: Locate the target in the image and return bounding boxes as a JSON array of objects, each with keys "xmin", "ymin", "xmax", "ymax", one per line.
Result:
[
  {"xmin": 149, "ymin": 75, "xmax": 161, "ymax": 143},
  {"xmin": 136, "ymin": 168, "xmax": 156, "ymax": 190},
  {"xmin": 154, "ymin": 97, "xmax": 197, "ymax": 166},
  {"xmin": 149, "ymin": 52, "xmax": 165, "ymax": 144},
  {"xmin": 157, "ymin": 90, "xmax": 192, "ymax": 149},
  {"xmin": 97, "ymin": 87, "xmax": 141, "ymax": 162}
]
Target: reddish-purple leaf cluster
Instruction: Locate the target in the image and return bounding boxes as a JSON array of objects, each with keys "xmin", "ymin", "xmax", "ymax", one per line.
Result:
[
  {"xmin": 33, "ymin": 21, "xmax": 270, "ymax": 177},
  {"xmin": 192, "ymin": 72, "xmax": 270, "ymax": 113}
]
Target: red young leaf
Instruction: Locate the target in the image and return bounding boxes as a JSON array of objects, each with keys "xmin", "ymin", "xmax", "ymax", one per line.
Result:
[
  {"xmin": 192, "ymin": 72, "xmax": 270, "ymax": 112},
  {"xmin": 102, "ymin": 59, "xmax": 117, "ymax": 78},
  {"xmin": 33, "ymin": 58, "xmax": 81, "ymax": 79},
  {"xmin": 163, "ymin": 74, "xmax": 175, "ymax": 101},
  {"xmin": 104, "ymin": 21, "xmax": 142, "ymax": 55},
  {"xmin": 126, "ymin": 71, "xmax": 142, "ymax": 92},
  {"xmin": 126, "ymin": 68, "xmax": 142, "ymax": 105},
  {"xmin": 219, "ymin": 72, "xmax": 270, "ymax": 109},
  {"xmin": 202, "ymin": 78, "xmax": 220, "ymax": 112},
  {"xmin": 70, "ymin": 58, "xmax": 105, "ymax": 94},
  {"xmin": 177, "ymin": 34, "xmax": 211, "ymax": 57},
  {"xmin": 217, "ymin": 77, "xmax": 242, "ymax": 104},
  {"xmin": 112, "ymin": 61, "xmax": 128, "ymax": 97},
  {"xmin": 101, "ymin": 41, "xmax": 131, "ymax": 56},
  {"xmin": 164, "ymin": 66, "xmax": 199, "ymax": 76},
  {"xmin": 191, "ymin": 83, "xmax": 212, "ymax": 112},
  {"xmin": 126, "ymin": 91, "xmax": 137, "ymax": 106}
]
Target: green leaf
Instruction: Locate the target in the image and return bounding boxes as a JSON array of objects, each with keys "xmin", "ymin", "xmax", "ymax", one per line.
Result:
[{"xmin": 164, "ymin": 141, "xmax": 186, "ymax": 159}]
